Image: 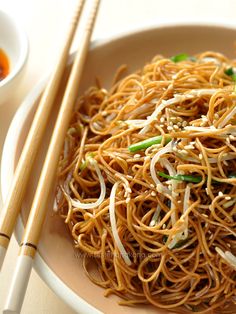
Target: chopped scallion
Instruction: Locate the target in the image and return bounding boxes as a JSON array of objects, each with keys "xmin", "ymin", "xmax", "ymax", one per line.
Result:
[
  {"xmin": 79, "ymin": 160, "xmax": 87, "ymax": 171},
  {"xmin": 172, "ymin": 238, "xmax": 188, "ymax": 249},
  {"xmin": 158, "ymin": 173, "xmax": 234, "ymax": 184},
  {"xmin": 232, "ymin": 74, "xmax": 236, "ymax": 81},
  {"xmin": 224, "ymin": 67, "xmax": 236, "ymax": 81},
  {"xmin": 171, "ymin": 53, "xmax": 189, "ymax": 63},
  {"xmin": 225, "ymin": 67, "xmax": 234, "ymax": 76},
  {"xmin": 158, "ymin": 172, "xmax": 202, "ymax": 183},
  {"xmin": 162, "ymin": 235, "xmax": 188, "ymax": 248},
  {"xmin": 79, "ymin": 153, "xmax": 95, "ymax": 171},
  {"xmin": 128, "ymin": 136, "xmax": 171, "ymax": 152}
]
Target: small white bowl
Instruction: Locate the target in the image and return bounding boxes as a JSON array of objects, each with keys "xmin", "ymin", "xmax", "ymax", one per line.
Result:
[{"xmin": 0, "ymin": 10, "xmax": 28, "ymax": 105}]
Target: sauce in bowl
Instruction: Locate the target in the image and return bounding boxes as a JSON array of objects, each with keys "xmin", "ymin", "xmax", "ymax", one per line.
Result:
[{"xmin": 0, "ymin": 48, "xmax": 10, "ymax": 81}]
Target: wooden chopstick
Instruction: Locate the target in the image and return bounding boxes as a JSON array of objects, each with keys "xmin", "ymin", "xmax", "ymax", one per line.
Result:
[
  {"xmin": 0, "ymin": 0, "xmax": 85, "ymax": 272},
  {"xmin": 4, "ymin": 0, "xmax": 100, "ymax": 313}
]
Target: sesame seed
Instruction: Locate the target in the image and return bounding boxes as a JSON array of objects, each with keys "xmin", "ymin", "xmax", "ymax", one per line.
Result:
[
  {"xmin": 218, "ymin": 191, "xmax": 223, "ymax": 197},
  {"xmin": 150, "ymin": 184, "xmax": 155, "ymax": 188},
  {"xmin": 134, "ymin": 154, "xmax": 141, "ymax": 159},
  {"xmin": 184, "ymin": 145, "xmax": 195, "ymax": 150},
  {"xmin": 156, "ymin": 184, "xmax": 164, "ymax": 193},
  {"xmin": 160, "ymin": 117, "xmax": 165, "ymax": 123},
  {"xmin": 151, "ymin": 191, "xmax": 156, "ymax": 197},
  {"xmin": 167, "ymin": 126, "xmax": 173, "ymax": 131},
  {"xmin": 225, "ymin": 196, "xmax": 231, "ymax": 200},
  {"xmin": 182, "ymin": 121, "xmax": 188, "ymax": 127},
  {"xmin": 126, "ymin": 197, "xmax": 131, "ymax": 204},
  {"xmin": 205, "ymin": 187, "xmax": 209, "ymax": 195},
  {"xmin": 199, "ymin": 154, "xmax": 203, "ymax": 160},
  {"xmin": 180, "ymin": 149, "xmax": 188, "ymax": 155}
]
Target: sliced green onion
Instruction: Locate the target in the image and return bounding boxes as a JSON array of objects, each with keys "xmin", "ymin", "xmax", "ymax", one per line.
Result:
[
  {"xmin": 172, "ymin": 238, "xmax": 188, "ymax": 249},
  {"xmin": 232, "ymin": 74, "xmax": 236, "ymax": 81},
  {"xmin": 158, "ymin": 172, "xmax": 202, "ymax": 183},
  {"xmin": 171, "ymin": 53, "xmax": 189, "ymax": 63},
  {"xmin": 128, "ymin": 136, "xmax": 171, "ymax": 152},
  {"xmin": 162, "ymin": 235, "xmax": 188, "ymax": 248},
  {"xmin": 224, "ymin": 67, "xmax": 236, "ymax": 81},
  {"xmin": 225, "ymin": 67, "xmax": 234, "ymax": 76},
  {"xmin": 79, "ymin": 153, "xmax": 95, "ymax": 171},
  {"xmin": 79, "ymin": 160, "xmax": 87, "ymax": 171}
]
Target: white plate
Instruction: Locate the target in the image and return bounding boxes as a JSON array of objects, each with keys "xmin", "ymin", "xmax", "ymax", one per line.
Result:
[{"xmin": 2, "ymin": 23, "xmax": 236, "ymax": 314}]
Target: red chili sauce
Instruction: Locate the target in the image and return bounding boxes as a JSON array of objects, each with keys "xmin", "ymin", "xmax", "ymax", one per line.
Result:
[{"xmin": 0, "ymin": 48, "xmax": 10, "ymax": 81}]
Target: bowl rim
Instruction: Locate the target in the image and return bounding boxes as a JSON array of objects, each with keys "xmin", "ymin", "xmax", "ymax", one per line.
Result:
[
  {"xmin": 2, "ymin": 21, "xmax": 236, "ymax": 313},
  {"xmin": 0, "ymin": 9, "xmax": 29, "ymax": 88}
]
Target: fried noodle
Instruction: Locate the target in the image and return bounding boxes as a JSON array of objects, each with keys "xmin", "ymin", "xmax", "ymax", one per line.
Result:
[{"xmin": 55, "ymin": 51, "xmax": 236, "ymax": 313}]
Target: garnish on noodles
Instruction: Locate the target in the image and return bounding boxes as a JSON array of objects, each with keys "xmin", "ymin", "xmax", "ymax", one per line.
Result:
[{"xmin": 54, "ymin": 51, "xmax": 236, "ymax": 314}]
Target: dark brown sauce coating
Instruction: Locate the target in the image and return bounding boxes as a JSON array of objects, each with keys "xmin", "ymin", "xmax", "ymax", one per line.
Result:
[{"xmin": 0, "ymin": 49, "xmax": 10, "ymax": 81}]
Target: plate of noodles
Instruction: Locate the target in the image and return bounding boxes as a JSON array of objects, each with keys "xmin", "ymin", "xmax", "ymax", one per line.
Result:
[{"xmin": 1, "ymin": 23, "xmax": 236, "ymax": 314}]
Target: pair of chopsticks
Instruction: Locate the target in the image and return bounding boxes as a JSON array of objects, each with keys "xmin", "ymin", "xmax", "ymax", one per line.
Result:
[{"xmin": 1, "ymin": 0, "xmax": 100, "ymax": 312}]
